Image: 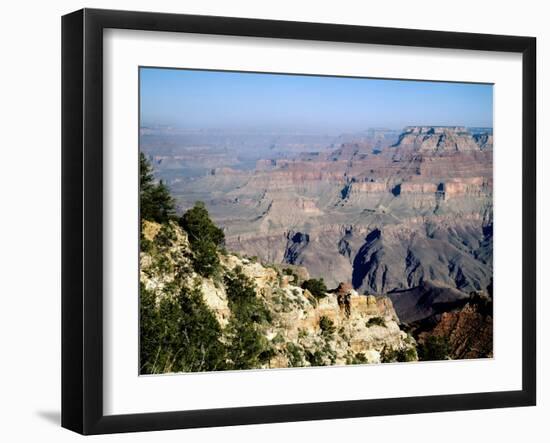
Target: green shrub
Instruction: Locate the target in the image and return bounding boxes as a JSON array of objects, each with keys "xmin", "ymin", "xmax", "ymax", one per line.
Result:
[
  {"xmin": 154, "ymin": 254, "xmax": 173, "ymax": 274},
  {"xmin": 225, "ymin": 319, "xmax": 271, "ymax": 370},
  {"xmin": 179, "ymin": 202, "xmax": 225, "ymax": 278},
  {"xmin": 381, "ymin": 346, "xmax": 418, "ymax": 363},
  {"xmin": 286, "ymin": 343, "xmax": 304, "ymax": 367},
  {"xmin": 224, "ymin": 268, "xmax": 272, "ymax": 369},
  {"xmin": 190, "ymin": 238, "xmax": 220, "ymax": 278},
  {"xmin": 417, "ymin": 336, "xmax": 450, "ymax": 361},
  {"xmin": 225, "ymin": 267, "xmax": 271, "ymax": 321},
  {"xmin": 271, "ymin": 333, "xmax": 285, "ymax": 345},
  {"xmin": 366, "ymin": 316, "xmax": 386, "ymax": 328},
  {"xmin": 179, "ymin": 201, "xmax": 225, "ymax": 246},
  {"xmin": 319, "ymin": 316, "xmax": 336, "ymax": 337},
  {"xmin": 352, "ymin": 352, "xmax": 369, "ymax": 364},
  {"xmin": 282, "ymin": 268, "xmax": 300, "ymax": 283},
  {"xmin": 155, "ymin": 223, "xmax": 177, "ymax": 248},
  {"xmin": 139, "ymin": 284, "xmax": 226, "ymax": 374},
  {"xmin": 321, "ymin": 342, "xmax": 337, "ymax": 365},
  {"xmin": 305, "ymin": 350, "xmax": 326, "ymax": 367},
  {"xmin": 301, "ymin": 278, "xmax": 328, "ymax": 299},
  {"xmin": 273, "ymin": 290, "xmax": 293, "ymax": 312},
  {"xmin": 140, "ymin": 231, "xmax": 153, "ymax": 253}
]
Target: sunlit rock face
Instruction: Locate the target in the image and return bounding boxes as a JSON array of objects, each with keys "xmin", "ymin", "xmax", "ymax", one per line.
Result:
[
  {"xmin": 393, "ymin": 126, "xmax": 481, "ymax": 152},
  {"xmin": 140, "ymin": 220, "xmax": 417, "ymax": 368}
]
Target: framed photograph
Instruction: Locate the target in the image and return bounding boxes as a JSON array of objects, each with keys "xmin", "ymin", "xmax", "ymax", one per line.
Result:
[{"xmin": 62, "ymin": 8, "xmax": 536, "ymax": 435}]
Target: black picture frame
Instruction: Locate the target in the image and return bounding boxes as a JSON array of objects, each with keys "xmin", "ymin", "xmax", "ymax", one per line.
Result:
[{"xmin": 62, "ymin": 8, "xmax": 536, "ymax": 435}]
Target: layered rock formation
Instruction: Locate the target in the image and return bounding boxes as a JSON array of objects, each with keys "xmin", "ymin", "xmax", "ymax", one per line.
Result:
[
  {"xmin": 167, "ymin": 126, "xmax": 492, "ymax": 305},
  {"xmin": 393, "ymin": 126, "xmax": 481, "ymax": 152}
]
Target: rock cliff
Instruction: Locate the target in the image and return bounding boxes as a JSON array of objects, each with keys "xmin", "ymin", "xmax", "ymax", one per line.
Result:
[
  {"xmin": 140, "ymin": 220, "xmax": 417, "ymax": 370},
  {"xmin": 393, "ymin": 126, "xmax": 481, "ymax": 152}
]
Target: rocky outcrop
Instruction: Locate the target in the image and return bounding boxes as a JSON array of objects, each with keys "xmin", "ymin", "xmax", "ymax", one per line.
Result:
[
  {"xmin": 393, "ymin": 126, "xmax": 481, "ymax": 153},
  {"xmin": 473, "ymin": 133, "xmax": 493, "ymax": 150},
  {"xmin": 416, "ymin": 293, "xmax": 493, "ymax": 359},
  {"xmin": 140, "ymin": 220, "xmax": 417, "ymax": 369}
]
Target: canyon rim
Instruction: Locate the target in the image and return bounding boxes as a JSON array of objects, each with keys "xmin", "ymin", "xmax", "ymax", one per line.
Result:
[{"xmin": 139, "ymin": 68, "xmax": 494, "ymax": 374}]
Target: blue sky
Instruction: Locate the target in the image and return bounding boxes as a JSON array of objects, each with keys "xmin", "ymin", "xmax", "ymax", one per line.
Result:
[{"xmin": 140, "ymin": 67, "xmax": 493, "ymax": 132}]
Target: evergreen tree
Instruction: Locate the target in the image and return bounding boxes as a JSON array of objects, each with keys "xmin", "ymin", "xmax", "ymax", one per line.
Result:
[
  {"xmin": 140, "ymin": 152, "xmax": 175, "ymax": 223},
  {"xmin": 179, "ymin": 202, "xmax": 225, "ymax": 277},
  {"xmin": 179, "ymin": 201, "xmax": 225, "ymax": 246},
  {"xmin": 140, "ymin": 283, "xmax": 226, "ymax": 374},
  {"xmin": 224, "ymin": 267, "xmax": 272, "ymax": 369},
  {"xmin": 301, "ymin": 278, "xmax": 328, "ymax": 299},
  {"xmin": 417, "ymin": 336, "xmax": 450, "ymax": 361}
]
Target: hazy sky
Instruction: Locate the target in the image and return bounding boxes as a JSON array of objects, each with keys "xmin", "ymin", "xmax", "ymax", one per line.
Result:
[{"xmin": 140, "ymin": 67, "xmax": 493, "ymax": 132}]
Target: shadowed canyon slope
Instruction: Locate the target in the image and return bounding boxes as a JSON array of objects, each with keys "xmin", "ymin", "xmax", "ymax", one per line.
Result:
[{"xmin": 150, "ymin": 126, "xmax": 493, "ymax": 324}]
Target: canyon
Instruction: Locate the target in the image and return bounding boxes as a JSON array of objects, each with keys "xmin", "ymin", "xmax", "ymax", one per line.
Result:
[{"xmin": 144, "ymin": 126, "xmax": 493, "ymax": 331}]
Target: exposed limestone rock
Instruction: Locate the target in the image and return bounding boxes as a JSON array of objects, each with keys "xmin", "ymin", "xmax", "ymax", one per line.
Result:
[
  {"xmin": 140, "ymin": 220, "xmax": 193, "ymax": 302},
  {"xmin": 140, "ymin": 220, "xmax": 417, "ymax": 368},
  {"xmin": 198, "ymin": 278, "xmax": 231, "ymax": 327},
  {"xmin": 142, "ymin": 220, "xmax": 162, "ymax": 241},
  {"xmin": 262, "ymin": 287, "xmax": 413, "ymax": 367}
]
